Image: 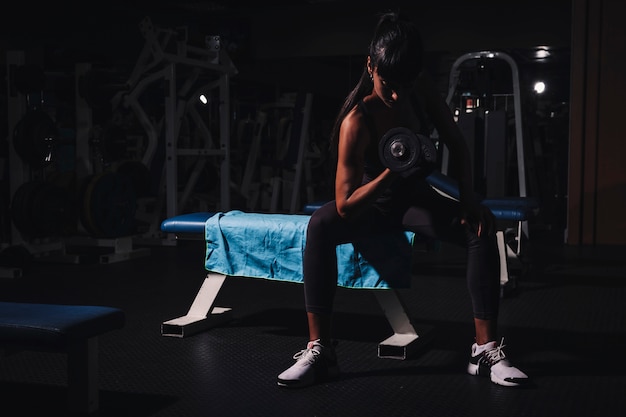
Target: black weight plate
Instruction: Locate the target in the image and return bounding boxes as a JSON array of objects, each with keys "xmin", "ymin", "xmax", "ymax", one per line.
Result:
[
  {"xmin": 78, "ymin": 174, "xmax": 99, "ymax": 235},
  {"xmin": 10, "ymin": 181, "xmax": 40, "ymax": 238},
  {"xmin": 418, "ymin": 133, "xmax": 437, "ymax": 165},
  {"xmin": 10, "ymin": 181, "xmax": 72, "ymax": 238},
  {"xmin": 378, "ymin": 127, "xmax": 421, "ymax": 173},
  {"xmin": 115, "ymin": 160, "xmax": 152, "ymax": 197}
]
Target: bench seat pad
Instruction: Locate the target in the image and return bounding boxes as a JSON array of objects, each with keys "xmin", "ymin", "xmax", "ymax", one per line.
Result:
[
  {"xmin": 0, "ymin": 302, "xmax": 125, "ymax": 349},
  {"xmin": 425, "ymin": 171, "xmax": 540, "ymax": 221}
]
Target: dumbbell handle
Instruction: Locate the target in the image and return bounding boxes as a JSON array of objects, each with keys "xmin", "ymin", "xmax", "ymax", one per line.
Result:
[{"xmin": 390, "ymin": 140, "xmax": 408, "ymax": 159}]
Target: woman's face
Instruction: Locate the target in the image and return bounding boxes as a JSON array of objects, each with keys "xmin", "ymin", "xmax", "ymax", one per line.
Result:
[{"xmin": 370, "ymin": 64, "xmax": 415, "ymax": 108}]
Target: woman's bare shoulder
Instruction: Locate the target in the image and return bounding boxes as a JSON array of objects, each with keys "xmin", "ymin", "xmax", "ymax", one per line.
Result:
[
  {"xmin": 340, "ymin": 103, "xmax": 371, "ymax": 146},
  {"xmin": 342, "ymin": 103, "xmax": 366, "ymax": 130}
]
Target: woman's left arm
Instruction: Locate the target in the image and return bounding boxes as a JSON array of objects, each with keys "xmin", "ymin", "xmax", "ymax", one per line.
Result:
[{"xmin": 415, "ymin": 71, "xmax": 495, "ymax": 236}]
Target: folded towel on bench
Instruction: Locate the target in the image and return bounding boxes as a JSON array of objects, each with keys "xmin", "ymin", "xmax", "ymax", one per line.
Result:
[{"xmin": 204, "ymin": 211, "xmax": 415, "ymax": 289}]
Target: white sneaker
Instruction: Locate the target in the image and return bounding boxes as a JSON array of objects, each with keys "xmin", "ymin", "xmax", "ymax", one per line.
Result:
[
  {"xmin": 467, "ymin": 338, "xmax": 530, "ymax": 387},
  {"xmin": 277, "ymin": 339, "xmax": 339, "ymax": 388}
]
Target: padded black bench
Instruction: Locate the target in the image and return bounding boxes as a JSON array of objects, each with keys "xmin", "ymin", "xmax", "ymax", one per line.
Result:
[{"xmin": 0, "ymin": 301, "xmax": 125, "ymax": 414}]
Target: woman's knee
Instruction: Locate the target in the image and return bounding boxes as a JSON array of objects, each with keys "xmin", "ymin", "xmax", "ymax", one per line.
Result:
[{"xmin": 308, "ymin": 201, "xmax": 340, "ymax": 231}]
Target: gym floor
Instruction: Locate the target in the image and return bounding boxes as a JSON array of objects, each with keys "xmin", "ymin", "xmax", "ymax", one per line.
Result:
[{"xmin": 1, "ymin": 230, "xmax": 625, "ymax": 417}]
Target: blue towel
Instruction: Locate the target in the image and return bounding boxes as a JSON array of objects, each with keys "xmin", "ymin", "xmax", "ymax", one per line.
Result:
[{"xmin": 204, "ymin": 211, "xmax": 415, "ymax": 289}]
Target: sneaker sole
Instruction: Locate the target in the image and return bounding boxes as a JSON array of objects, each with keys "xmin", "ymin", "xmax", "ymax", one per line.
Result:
[
  {"xmin": 277, "ymin": 366, "xmax": 340, "ymax": 388},
  {"xmin": 277, "ymin": 379, "xmax": 310, "ymax": 388},
  {"xmin": 467, "ymin": 363, "xmax": 480, "ymax": 376},
  {"xmin": 467, "ymin": 363, "xmax": 527, "ymax": 387},
  {"xmin": 490, "ymin": 373, "xmax": 528, "ymax": 387}
]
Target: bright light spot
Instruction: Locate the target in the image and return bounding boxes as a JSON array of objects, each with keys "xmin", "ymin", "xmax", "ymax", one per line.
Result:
[
  {"xmin": 533, "ymin": 81, "xmax": 546, "ymax": 94},
  {"xmin": 535, "ymin": 47, "xmax": 551, "ymax": 59},
  {"xmin": 199, "ymin": 94, "xmax": 208, "ymax": 104}
]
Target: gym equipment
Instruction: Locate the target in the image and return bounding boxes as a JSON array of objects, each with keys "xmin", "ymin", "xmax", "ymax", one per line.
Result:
[
  {"xmin": 12, "ymin": 108, "xmax": 58, "ymax": 168},
  {"xmin": 98, "ymin": 123, "xmax": 129, "ymax": 163},
  {"xmin": 13, "ymin": 64, "xmax": 45, "ymax": 94},
  {"xmin": 109, "ymin": 16, "xmax": 238, "ymax": 239},
  {"xmin": 240, "ymin": 92, "xmax": 313, "ymax": 213},
  {"xmin": 438, "ymin": 51, "xmax": 540, "ymax": 293},
  {"xmin": 160, "ymin": 211, "xmax": 422, "ymax": 360},
  {"xmin": 379, "ymin": 127, "xmax": 437, "ymax": 178},
  {"xmin": 79, "ymin": 172, "xmax": 137, "ymax": 238},
  {"xmin": 10, "ymin": 180, "xmax": 75, "ymax": 239},
  {"xmin": 0, "ymin": 245, "xmax": 33, "ymax": 269},
  {"xmin": 0, "ymin": 301, "xmax": 125, "ymax": 414},
  {"xmin": 114, "ymin": 160, "xmax": 153, "ymax": 198},
  {"xmin": 442, "ymin": 51, "xmax": 530, "ymax": 200}
]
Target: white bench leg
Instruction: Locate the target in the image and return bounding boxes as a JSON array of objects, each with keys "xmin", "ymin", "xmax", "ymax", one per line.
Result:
[
  {"xmin": 162, "ymin": 273, "xmax": 233, "ymax": 337},
  {"xmin": 374, "ymin": 290, "xmax": 420, "ymax": 360},
  {"xmin": 496, "ymin": 230, "xmax": 509, "ymax": 289}
]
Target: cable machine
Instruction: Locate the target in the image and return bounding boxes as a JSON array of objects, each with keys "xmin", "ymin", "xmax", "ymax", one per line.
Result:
[
  {"xmin": 441, "ymin": 50, "xmax": 528, "ymax": 201},
  {"xmin": 438, "ymin": 51, "xmax": 538, "ymax": 288}
]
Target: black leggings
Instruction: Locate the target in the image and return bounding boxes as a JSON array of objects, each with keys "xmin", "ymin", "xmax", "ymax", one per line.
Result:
[{"xmin": 303, "ymin": 182, "xmax": 501, "ymax": 320}]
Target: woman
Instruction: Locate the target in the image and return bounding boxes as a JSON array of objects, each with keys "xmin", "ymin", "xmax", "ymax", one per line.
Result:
[{"xmin": 277, "ymin": 11, "xmax": 529, "ymax": 388}]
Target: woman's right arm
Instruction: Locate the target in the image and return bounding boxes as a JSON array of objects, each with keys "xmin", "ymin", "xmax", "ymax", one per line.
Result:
[{"xmin": 334, "ymin": 109, "xmax": 397, "ymax": 219}]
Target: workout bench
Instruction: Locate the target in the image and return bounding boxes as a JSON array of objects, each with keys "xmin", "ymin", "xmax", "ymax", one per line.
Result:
[
  {"xmin": 0, "ymin": 302, "xmax": 125, "ymax": 414},
  {"xmin": 161, "ymin": 210, "xmax": 421, "ymax": 360}
]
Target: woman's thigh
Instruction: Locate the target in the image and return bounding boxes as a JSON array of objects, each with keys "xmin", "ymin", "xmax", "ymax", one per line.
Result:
[
  {"xmin": 401, "ymin": 183, "xmax": 467, "ymax": 246},
  {"xmin": 309, "ymin": 200, "xmax": 400, "ymax": 244}
]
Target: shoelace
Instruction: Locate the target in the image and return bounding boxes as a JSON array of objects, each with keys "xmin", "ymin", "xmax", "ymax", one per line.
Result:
[
  {"xmin": 483, "ymin": 337, "xmax": 507, "ymax": 365},
  {"xmin": 293, "ymin": 347, "xmax": 321, "ymax": 365}
]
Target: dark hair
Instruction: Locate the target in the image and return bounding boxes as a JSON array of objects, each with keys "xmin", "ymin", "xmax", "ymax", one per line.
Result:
[{"xmin": 329, "ymin": 11, "xmax": 424, "ymax": 153}]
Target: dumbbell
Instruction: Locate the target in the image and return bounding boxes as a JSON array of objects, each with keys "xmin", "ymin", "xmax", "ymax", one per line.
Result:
[{"xmin": 378, "ymin": 127, "xmax": 437, "ymax": 178}]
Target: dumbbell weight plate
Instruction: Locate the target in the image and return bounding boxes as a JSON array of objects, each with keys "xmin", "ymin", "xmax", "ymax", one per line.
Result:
[
  {"xmin": 418, "ymin": 133, "xmax": 438, "ymax": 167},
  {"xmin": 378, "ymin": 127, "xmax": 422, "ymax": 176}
]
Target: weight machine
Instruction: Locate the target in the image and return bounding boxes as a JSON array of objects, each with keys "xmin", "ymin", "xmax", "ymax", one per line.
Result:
[
  {"xmin": 441, "ymin": 51, "xmax": 528, "ymax": 200},
  {"xmin": 110, "ymin": 17, "xmax": 238, "ymax": 243},
  {"xmin": 238, "ymin": 91, "xmax": 313, "ymax": 214},
  {"xmin": 3, "ymin": 13, "xmax": 240, "ymax": 267},
  {"xmin": 1, "ymin": 51, "xmax": 84, "ymax": 273},
  {"xmin": 1, "ymin": 51, "xmax": 152, "ymax": 269},
  {"xmin": 438, "ymin": 51, "xmax": 539, "ymax": 288}
]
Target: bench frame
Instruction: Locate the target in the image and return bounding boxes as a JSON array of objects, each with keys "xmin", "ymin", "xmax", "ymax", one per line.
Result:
[
  {"xmin": 0, "ymin": 302, "xmax": 125, "ymax": 414},
  {"xmin": 1, "ymin": 337, "xmax": 100, "ymax": 413},
  {"xmin": 161, "ymin": 271, "xmax": 421, "ymax": 360}
]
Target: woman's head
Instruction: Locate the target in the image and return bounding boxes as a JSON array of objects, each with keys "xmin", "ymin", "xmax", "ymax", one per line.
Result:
[
  {"xmin": 367, "ymin": 12, "xmax": 423, "ymax": 89},
  {"xmin": 329, "ymin": 11, "xmax": 423, "ymax": 150}
]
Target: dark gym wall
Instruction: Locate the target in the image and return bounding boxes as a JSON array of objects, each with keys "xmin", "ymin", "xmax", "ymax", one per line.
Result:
[
  {"xmin": 568, "ymin": 0, "xmax": 626, "ymax": 246},
  {"xmin": 0, "ymin": 1, "xmax": 572, "ymax": 78},
  {"xmin": 224, "ymin": 1, "xmax": 572, "ymax": 111}
]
